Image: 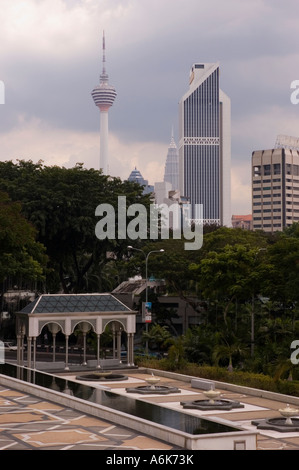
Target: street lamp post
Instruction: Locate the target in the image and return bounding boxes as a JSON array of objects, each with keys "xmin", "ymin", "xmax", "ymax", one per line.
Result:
[{"xmin": 128, "ymin": 246, "xmax": 164, "ymax": 354}]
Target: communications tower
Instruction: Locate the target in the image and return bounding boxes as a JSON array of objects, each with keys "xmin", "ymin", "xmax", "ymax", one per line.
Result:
[{"xmin": 91, "ymin": 32, "xmax": 117, "ymax": 174}]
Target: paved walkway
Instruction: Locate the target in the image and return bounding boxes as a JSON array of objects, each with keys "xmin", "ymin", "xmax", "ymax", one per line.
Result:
[
  {"xmin": 0, "ymin": 383, "xmax": 180, "ymax": 450},
  {"xmin": 1, "ymin": 369, "xmax": 299, "ymax": 450}
]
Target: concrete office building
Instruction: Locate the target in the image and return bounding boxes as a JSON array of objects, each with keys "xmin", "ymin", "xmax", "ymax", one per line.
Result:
[
  {"xmin": 179, "ymin": 63, "xmax": 231, "ymax": 226},
  {"xmin": 252, "ymin": 135, "xmax": 299, "ymax": 232}
]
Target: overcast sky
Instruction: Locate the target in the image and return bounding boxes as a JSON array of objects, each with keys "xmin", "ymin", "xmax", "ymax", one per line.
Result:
[{"xmin": 1, "ymin": 0, "xmax": 299, "ymax": 215}]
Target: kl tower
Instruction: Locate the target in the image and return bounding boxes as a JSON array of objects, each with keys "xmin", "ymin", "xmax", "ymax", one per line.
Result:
[{"xmin": 91, "ymin": 32, "xmax": 117, "ymax": 175}]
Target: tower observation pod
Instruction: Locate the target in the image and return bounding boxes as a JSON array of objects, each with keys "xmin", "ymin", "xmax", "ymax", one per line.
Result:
[{"xmin": 91, "ymin": 32, "xmax": 117, "ymax": 175}]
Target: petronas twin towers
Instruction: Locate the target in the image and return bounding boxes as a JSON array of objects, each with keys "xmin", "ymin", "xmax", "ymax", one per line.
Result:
[{"xmin": 163, "ymin": 129, "xmax": 179, "ymax": 191}]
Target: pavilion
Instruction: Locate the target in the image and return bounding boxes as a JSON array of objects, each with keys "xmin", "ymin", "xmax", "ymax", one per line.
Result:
[{"xmin": 15, "ymin": 293, "xmax": 137, "ymax": 370}]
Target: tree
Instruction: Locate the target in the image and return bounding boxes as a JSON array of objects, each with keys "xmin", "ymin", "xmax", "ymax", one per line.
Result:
[
  {"xmin": 265, "ymin": 234, "xmax": 299, "ymax": 305},
  {"xmin": 141, "ymin": 324, "xmax": 172, "ymax": 351},
  {"xmin": 127, "ymin": 238, "xmax": 204, "ymax": 317},
  {"xmin": 167, "ymin": 336, "xmax": 187, "ymax": 369},
  {"xmin": 0, "ymin": 191, "xmax": 47, "ymax": 285},
  {"xmin": 212, "ymin": 329, "xmax": 249, "ymax": 372},
  {"xmin": 184, "ymin": 325, "xmax": 215, "ymax": 364},
  {"xmin": 0, "ymin": 160, "xmax": 151, "ymax": 293},
  {"xmin": 190, "ymin": 244, "xmax": 270, "ymax": 325},
  {"xmin": 274, "ymin": 358, "xmax": 298, "ymax": 382}
]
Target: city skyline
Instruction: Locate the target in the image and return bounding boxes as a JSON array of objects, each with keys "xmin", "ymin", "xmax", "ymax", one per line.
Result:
[{"xmin": 1, "ymin": 1, "xmax": 299, "ymax": 216}]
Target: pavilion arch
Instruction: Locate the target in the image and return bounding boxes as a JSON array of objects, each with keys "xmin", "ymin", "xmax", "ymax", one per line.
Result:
[
  {"xmin": 16, "ymin": 293, "xmax": 137, "ymax": 370},
  {"xmin": 38, "ymin": 321, "xmax": 65, "ymax": 336},
  {"xmin": 103, "ymin": 318, "xmax": 127, "ymax": 333},
  {"xmin": 71, "ymin": 320, "xmax": 96, "ymax": 335},
  {"xmin": 101, "ymin": 319, "xmax": 127, "ymax": 362}
]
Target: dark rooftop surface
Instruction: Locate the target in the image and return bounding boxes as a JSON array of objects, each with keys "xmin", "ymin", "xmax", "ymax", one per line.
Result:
[{"xmin": 20, "ymin": 294, "xmax": 130, "ymax": 314}]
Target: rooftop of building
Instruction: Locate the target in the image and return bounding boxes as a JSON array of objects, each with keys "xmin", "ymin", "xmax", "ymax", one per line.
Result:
[
  {"xmin": 19, "ymin": 293, "xmax": 130, "ymax": 315},
  {"xmin": 232, "ymin": 214, "xmax": 252, "ymax": 221},
  {"xmin": 2, "ymin": 365, "xmax": 299, "ymax": 451}
]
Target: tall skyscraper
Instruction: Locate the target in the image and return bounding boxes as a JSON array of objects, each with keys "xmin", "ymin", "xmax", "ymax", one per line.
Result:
[
  {"xmin": 252, "ymin": 135, "xmax": 299, "ymax": 232},
  {"xmin": 179, "ymin": 63, "xmax": 231, "ymax": 226},
  {"xmin": 163, "ymin": 128, "xmax": 179, "ymax": 190},
  {"xmin": 91, "ymin": 32, "xmax": 117, "ymax": 175}
]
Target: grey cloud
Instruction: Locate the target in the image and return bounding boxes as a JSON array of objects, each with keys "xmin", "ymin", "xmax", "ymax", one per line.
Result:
[{"xmin": 1, "ymin": 0, "xmax": 299, "ymax": 168}]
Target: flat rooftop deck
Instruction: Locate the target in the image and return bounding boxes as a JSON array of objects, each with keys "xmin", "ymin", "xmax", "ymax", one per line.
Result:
[{"xmin": 1, "ymin": 367, "xmax": 299, "ymax": 450}]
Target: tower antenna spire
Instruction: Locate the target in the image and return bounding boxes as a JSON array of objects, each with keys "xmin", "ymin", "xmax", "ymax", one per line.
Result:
[{"xmin": 101, "ymin": 30, "xmax": 108, "ymax": 83}]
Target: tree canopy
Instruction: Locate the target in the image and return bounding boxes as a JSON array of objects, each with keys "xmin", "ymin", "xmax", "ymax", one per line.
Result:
[
  {"xmin": 0, "ymin": 160, "xmax": 151, "ymax": 293},
  {"xmin": 0, "ymin": 190, "xmax": 47, "ymax": 284}
]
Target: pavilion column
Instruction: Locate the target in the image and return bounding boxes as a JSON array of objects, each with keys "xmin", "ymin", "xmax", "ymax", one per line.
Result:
[
  {"xmin": 131, "ymin": 333, "xmax": 135, "ymax": 366},
  {"xmin": 20, "ymin": 333, "xmax": 25, "ymax": 366},
  {"xmin": 80, "ymin": 322, "xmax": 91, "ymax": 367},
  {"xmin": 48, "ymin": 323, "xmax": 61, "ymax": 364},
  {"xmin": 97, "ymin": 334, "xmax": 101, "ymax": 368},
  {"xmin": 27, "ymin": 337, "xmax": 32, "ymax": 369},
  {"xmin": 127, "ymin": 333, "xmax": 131, "ymax": 366},
  {"xmin": 131, "ymin": 333, "xmax": 134, "ymax": 366},
  {"xmin": 82, "ymin": 332, "xmax": 87, "ymax": 366},
  {"xmin": 33, "ymin": 337, "xmax": 36, "ymax": 370},
  {"xmin": 117, "ymin": 330, "xmax": 122, "ymax": 363},
  {"xmin": 17, "ymin": 334, "xmax": 21, "ymax": 366},
  {"xmin": 65, "ymin": 335, "xmax": 69, "ymax": 370},
  {"xmin": 112, "ymin": 324, "xmax": 116, "ymax": 358},
  {"xmin": 127, "ymin": 333, "xmax": 134, "ymax": 366},
  {"xmin": 52, "ymin": 333, "xmax": 56, "ymax": 362}
]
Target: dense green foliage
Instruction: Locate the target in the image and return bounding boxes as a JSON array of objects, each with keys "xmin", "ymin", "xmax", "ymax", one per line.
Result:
[
  {"xmin": 1, "ymin": 159, "xmax": 299, "ymax": 384},
  {"xmin": 0, "ymin": 190, "xmax": 47, "ymax": 284},
  {"xmin": 134, "ymin": 226, "xmax": 299, "ymax": 380},
  {"xmin": 0, "ymin": 160, "xmax": 151, "ymax": 293},
  {"xmin": 136, "ymin": 359, "xmax": 299, "ymax": 397}
]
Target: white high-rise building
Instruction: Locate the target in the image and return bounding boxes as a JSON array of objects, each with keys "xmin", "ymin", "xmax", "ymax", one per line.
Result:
[
  {"xmin": 91, "ymin": 32, "xmax": 117, "ymax": 175},
  {"xmin": 179, "ymin": 63, "xmax": 231, "ymax": 226},
  {"xmin": 163, "ymin": 129, "xmax": 179, "ymax": 190}
]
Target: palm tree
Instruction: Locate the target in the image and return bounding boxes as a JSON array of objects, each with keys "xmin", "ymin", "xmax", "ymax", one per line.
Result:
[
  {"xmin": 212, "ymin": 337, "xmax": 248, "ymax": 372},
  {"xmin": 274, "ymin": 357, "xmax": 297, "ymax": 382},
  {"xmin": 183, "ymin": 326, "xmax": 214, "ymax": 364},
  {"xmin": 141, "ymin": 324, "xmax": 172, "ymax": 352},
  {"xmin": 167, "ymin": 336, "xmax": 186, "ymax": 369}
]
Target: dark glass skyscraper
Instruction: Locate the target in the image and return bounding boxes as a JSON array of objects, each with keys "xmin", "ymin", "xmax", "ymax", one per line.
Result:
[{"xmin": 179, "ymin": 63, "xmax": 231, "ymax": 225}]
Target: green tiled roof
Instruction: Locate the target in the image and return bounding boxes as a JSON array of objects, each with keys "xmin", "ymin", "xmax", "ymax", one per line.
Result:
[{"xmin": 20, "ymin": 294, "xmax": 130, "ymax": 314}]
